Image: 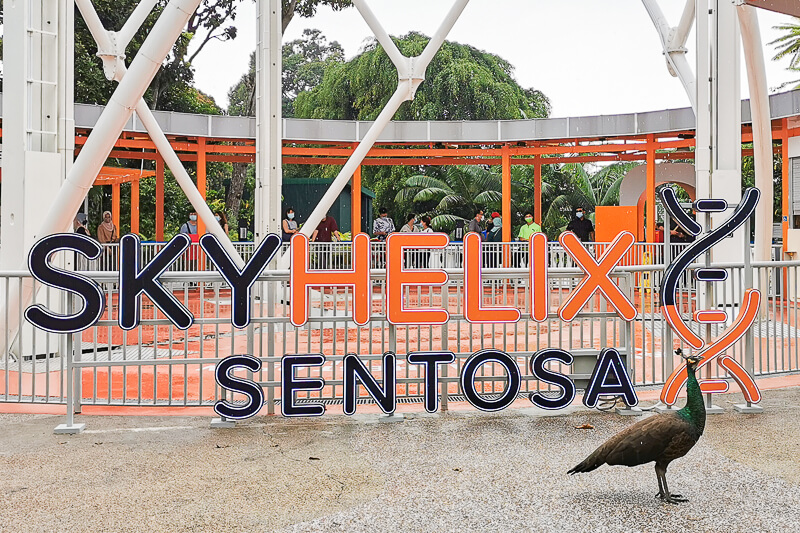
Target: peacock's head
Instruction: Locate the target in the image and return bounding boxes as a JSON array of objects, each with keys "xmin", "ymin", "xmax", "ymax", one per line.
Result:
[{"xmin": 676, "ymin": 349, "xmax": 703, "ymax": 371}]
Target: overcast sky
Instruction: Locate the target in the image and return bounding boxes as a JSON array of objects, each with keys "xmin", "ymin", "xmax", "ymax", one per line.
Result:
[{"xmin": 190, "ymin": 0, "xmax": 799, "ymax": 118}]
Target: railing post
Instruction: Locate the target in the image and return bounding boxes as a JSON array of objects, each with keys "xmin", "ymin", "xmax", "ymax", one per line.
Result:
[{"xmin": 55, "ymin": 292, "xmax": 85, "ymax": 433}]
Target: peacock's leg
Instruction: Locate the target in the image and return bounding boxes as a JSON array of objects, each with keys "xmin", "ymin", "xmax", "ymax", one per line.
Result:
[
  {"xmin": 654, "ymin": 466, "xmax": 666, "ymax": 499},
  {"xmin": 656, "ymin": 465, "xmax": 688, "ymax": 504}
]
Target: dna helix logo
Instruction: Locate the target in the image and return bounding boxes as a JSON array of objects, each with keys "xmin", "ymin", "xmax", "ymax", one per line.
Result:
[{"xmin": 659, "ymin": 187, "xmax": 762, "ymax": 406}]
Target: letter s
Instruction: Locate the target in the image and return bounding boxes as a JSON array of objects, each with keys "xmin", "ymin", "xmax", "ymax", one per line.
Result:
[
  {"xmin": 25, "ymin": 234, "xmax": 105, "ymax": 333},
  {"xmin": 214, "ymin": 355, "xmax": 264, "ymax": 420}
]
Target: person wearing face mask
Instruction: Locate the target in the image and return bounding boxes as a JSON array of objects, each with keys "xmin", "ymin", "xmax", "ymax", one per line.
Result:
[
  {"xmin": 517, "ymin": 211, "xmax": 542, "ymax": 242},
  {"xmin": 567, "ymin": 207, "xmax": 594, "ymax": 242},
  {"xmin": 282, "ymin": 208, "xmax": 299, "ymax": 242},
  {"xmin": 215, "ymin": 211, "xmax": 229, "ymax": 234},
  {"xmin": 180, "ymin": 212, "xmax": 198, "ymax": 235}
]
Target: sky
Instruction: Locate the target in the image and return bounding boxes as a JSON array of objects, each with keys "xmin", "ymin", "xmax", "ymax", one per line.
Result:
[{"xmin": 190, "ymin": 0, "xmax": 799, "ymax": 118}]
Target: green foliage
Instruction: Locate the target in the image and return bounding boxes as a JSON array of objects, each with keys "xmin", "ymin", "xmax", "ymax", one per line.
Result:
[
  {"xmin": 283, "ymin": 29, "xmax": 345, "ymax": 116},
  {"xmin": 74, "ymin": 0, "xmax": 224, "ymax": 113},
  {"xmin": 770, "ymin": 18, "xmax": 800, "ymax": 89},
  {"xmin": 538, "ymin": 162, "xmax": 636, "ymax": 239},
  {"xmin": 294, "ymin": 32, "xmax": 550, "ymax": 121}
]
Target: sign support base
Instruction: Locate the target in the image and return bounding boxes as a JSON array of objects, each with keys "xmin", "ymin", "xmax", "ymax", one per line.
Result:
[
  {"xmin": 210, "ymin": 418, "xmax": 237, "ymax": 428},
  {"xmin": 378, "ymin": 413, "xmax": 405, "ymax": 423},
  {"xmin": 733, "ymin": 403, "xmax": 763, "ymax": 413},
  {"xmin": 54, "ymin": 423, "xmax": 85, "ymax": 434}
]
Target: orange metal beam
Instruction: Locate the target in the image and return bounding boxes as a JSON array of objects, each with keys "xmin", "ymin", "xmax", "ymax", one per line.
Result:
[
  {"xmin": 131, "ymin": 180, "xmax": 140, "ymax": 235},
  {"xmin": 197, "ymin": 137, "xmax": 207, "ymax": 236},
  {"xmin": 156, "ymin": 155, "xmax": 165, "ymax": 241},
  {"xmin": 502, "ymin": 145, "xmax": 512, "ymax": 246},
  {"xmin": 112, "ymin": 183, "xmax": 121, "ymax": 235},
  {"xmin": 352, "ymin": 165, "xmax": 362, "ymax": 235},
  {"xmin": 645, "ymin": 134, "xmax": 656, "ymax": 243},
  {"xmin": 534, "ymin": 155, "xmax": 542, "ymax": 225}
]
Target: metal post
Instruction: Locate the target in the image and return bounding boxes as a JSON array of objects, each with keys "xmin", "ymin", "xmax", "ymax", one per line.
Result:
[{"xmin": 55, "ymin": 292, "xmax": 84, "ymax": 433}]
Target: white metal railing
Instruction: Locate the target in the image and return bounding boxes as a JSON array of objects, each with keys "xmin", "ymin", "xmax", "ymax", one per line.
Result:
[{"xmin": 2, "ymin": 257, "xmax": 799, "ymax": 413}]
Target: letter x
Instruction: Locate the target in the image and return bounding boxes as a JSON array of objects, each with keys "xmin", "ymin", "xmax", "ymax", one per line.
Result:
[{"xmin": 558, "ymin": 231, "xmax": 637, "ymax": 322}]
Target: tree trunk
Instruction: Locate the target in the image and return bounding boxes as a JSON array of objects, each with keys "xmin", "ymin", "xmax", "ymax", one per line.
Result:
[{"xmin": 226, "ymin": 161, "xmax": 249, "ymax": 227}]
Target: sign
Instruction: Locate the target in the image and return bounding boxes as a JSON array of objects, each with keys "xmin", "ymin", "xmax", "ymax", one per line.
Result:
[{"xmin": 23, "ymin": 190, "xmax": 763, "ymax": 418}]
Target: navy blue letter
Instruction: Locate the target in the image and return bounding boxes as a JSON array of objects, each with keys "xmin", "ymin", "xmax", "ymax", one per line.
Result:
[
  {"xmin": 583, "ymin": 348, "xmax": 638, "ymax": 408},
  {"xmin": 460, "ymin": 349, "xmax": 521, "ymax": 412},
  {"xmin": 214, "ymin": 355, "xmax": 264, "ymax": 420},
  {"xmin": 281, "ymin": 354, "xmax": 325, "ymax": 417},
  {"xmin": 25, "ymin": 233, "xmax": 105, "ymax": 333},
  {"xmin": 408, "ymin": 351, "xmax": 455, "ymax": 413},
  {"xmin": 343, "ymin": 352, "xmax": 396, "ymax": 415},
  {"xmin": 529, "ymin": 349, "xmax": 576, "ymax": 410}
]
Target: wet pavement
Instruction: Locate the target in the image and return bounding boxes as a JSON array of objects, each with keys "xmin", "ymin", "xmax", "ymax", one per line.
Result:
[{"xmin": 2, "ymin": 386, "xmax": 800, "ymax": 532}]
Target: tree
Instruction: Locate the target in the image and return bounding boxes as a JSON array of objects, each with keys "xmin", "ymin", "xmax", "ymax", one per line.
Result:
[
  {"xmin": 395, "ymin": 167, "xmax": 505, "ymax": 231},
  {"xmin": 295, "ymin": 32, "xmax": 550, "ymax": 121},
  {"xmin": 283, "ymin": 29, "xmax": 345, "ymax": 116},
  {"xmin": 770, "ymin": 18, "xmax": 800, "ymax": 89},
  {"xmin": 282, "ymin": 0, "xmax": 352, "ymax": 33},
  {"xmin": 293, "ymin": 32, "xmax": 551, "ymax": 222},
  {"xmin": 540, "ymin": 162, "xmax": 635, "ymax": 239},
  {"xmin": 74, "ymin": 0, "xmax": 228, "ymax": 113},
  {"xmin": 225, "ymin": 29, "xmax": 345, "ymax": 225}
]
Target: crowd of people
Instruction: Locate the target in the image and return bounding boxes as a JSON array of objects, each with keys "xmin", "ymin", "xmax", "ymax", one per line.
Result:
[{"xmin": 78, "ymin": 205, "xmax": 603, "ymax": 245}]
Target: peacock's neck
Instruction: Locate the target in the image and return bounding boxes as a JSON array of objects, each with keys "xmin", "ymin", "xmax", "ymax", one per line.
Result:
[{"xmin": 678, "ymin": 364, "xmax": 706, "ymax": 434}]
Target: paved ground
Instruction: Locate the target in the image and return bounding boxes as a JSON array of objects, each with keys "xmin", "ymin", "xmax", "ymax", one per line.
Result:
[{"xmin": 2, "ymin": 388, "xmax": 800, "ymax": 532}]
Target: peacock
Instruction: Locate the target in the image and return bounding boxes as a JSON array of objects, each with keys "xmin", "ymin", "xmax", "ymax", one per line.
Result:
[{"xmin": 568, "ymin": 350, "xmax": 706, "ymax": 504}]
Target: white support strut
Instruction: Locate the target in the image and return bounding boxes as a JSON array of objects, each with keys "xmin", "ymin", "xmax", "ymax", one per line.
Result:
[
  {"xmin": 737, "ymin": 3, "xmax": 774, "ymax": 265},
  {"xmin": 642, "ymin": 0, "xmax": 697, "ymax": 112},
  {"xmin": 279, "ymin": 0, "xmax": 470, "ymax": 266},
  {"xmin": 0, "ymin": 0, "xmax": 207, "ymax": 356}
]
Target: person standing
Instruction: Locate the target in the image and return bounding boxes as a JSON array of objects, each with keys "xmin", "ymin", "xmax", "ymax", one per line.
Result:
[
  {"xmin": 400, "ymin": 213, "xmax": 419, "ymax": 267},
  {"xmin": 487, "ymin": 216, "xmax": 503, "ymax": 268},
  {"xmin": 282, "ymin": 207, "xmax": 299, "ymax": 242},
  {"xmin": 180, "ymin": 212, "xmax": 198, "ymax": 235},
  {"xmin": 400, "ymin": 213, "xmax": 419, "ymax": 233},
  {"xmin": 311, "ymin": 213, "xmax": 340, "ymax": 269},
  {"xmin": 418, "ymin": 215, "xmax": 434, "ymax": 268},
  {"xmin": 566, "ymin": 207, "xmax": 594, "ymax": 242},
  {"xmin": 97, "ymin": 211, "xmax": 118, "ymax": 244},
  {"xmin": 517, "ymin": 212, "xmax": 542, "ymax": 241},
  {"xmin": 215, "ymin": 211, "xmax": 230, "ymax": 235},
  {"xmin": 372, "ymin": 207, "xmax": 395, "ymax": 241},
  {"xmin": 468, "ymin": 209, "xmax": 485, "ymax": 240},
  {"xmin": 74, "ymin": 214, "xmax": 90, "ymax": 237}
]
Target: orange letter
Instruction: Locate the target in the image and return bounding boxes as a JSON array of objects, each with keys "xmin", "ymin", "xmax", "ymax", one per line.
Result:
[
  {"xmin": 661, "ymin": 289, "xmax": 761, "ymax": 405},
  {"xmin": 463, "ymin": 232, "xmax": 520, "ymax": 323},
  {"xmin": 386, "ymin": 233, "xmax": 449, "ymax": 324},
  {"xmin": 290, "ymin": 233, "xmax": 371, "ymax": 327},
  {"xmin": 558, "ymin": 231, "xmax": 637, "ymax": 322},
  {"xmin": 529, "ymin": 233, "xmax": 549, "ymax": 322}
]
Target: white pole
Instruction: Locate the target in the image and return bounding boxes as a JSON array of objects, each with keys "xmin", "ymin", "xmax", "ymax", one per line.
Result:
[
  {"xmin": 0, "ymin": 0, "xmax": 204, "ymax": 356},
  {"xmin": 642, "ymin": 0, "xmax": 697, "ymax": 111},
  {"xmin": 118, "ymin": 0, "xmax": 161, "ymax": 50},
  {"xmin": 134, "ymin": 99, "xmax": 246, "ymax": 267},
  {"xmin": 737, "ymin": 4, "xmax": 773, "ymax": 265},
  {"xmin": 278, "ymin": 0, "xmax": 470, "ymax": 267}
]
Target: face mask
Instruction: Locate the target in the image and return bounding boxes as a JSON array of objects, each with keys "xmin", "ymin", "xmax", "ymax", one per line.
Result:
[
  {"xmin": 576, "ymin": 212, "xmax": 584, "ymax": 219},
  {"xmin": 189, "ymin": 215, "xmax": 197, "ymax": 222},
  {"xmin": 215, "ymin": 215, "xmax": 221, "ymax": 222},
  {"xmin": 525, "ymin": 217, "xmax": 533, "ymax": 223},
  {"xmin": 287, "ymin": 213, "xmax": 295, "ymax": 220}
]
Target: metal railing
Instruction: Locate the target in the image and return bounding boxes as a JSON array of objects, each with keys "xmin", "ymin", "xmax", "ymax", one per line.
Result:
[{"xmin": 3, "ymin": 253, "xmax": 800, "ymax": 414}]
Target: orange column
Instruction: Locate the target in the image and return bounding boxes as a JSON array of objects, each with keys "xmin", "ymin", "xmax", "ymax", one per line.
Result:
[
  {"xmin": 352, "ymin": 165, "xmax": 362, "ymax": 234},
  {"xmin": 646, "ymin": 134, "xmax": 656, "ymax": 243},
  {"xmin": 112, "ymin": 184, "xmax": 121, "ymax": 235},
  {"xmin": 782, "ymin": 119, "xmax": 790, "ymax": 255},
  {"xmin": 196, "ymin": 137, "xmax": 207, "ymax": 235},
  {"xmin": 502, "ymin": 145, "xmax": 512, "ymax": 243},
  {"xmin": 131, "ymin": 180, "xmax": 140, "ymax": 235},
  {"xmin": 502, "ymin": 145, "xmax": 512, "ymax": 267},
  {"xmin": 534, "ymin": 155, "xmax": 543, "ymax": 225},
  {"xmin": 156, "ymin": 155, "xmax": 165, "ymax": 241}
]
